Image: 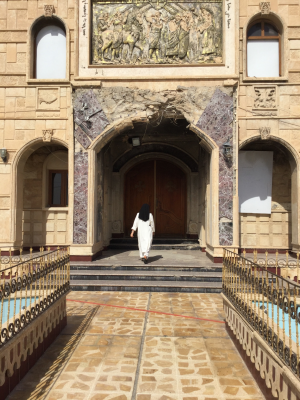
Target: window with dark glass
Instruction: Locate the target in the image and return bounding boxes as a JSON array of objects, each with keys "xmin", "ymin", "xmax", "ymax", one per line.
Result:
[
  {"xmin": 247, "ymin": 21, "xmax": 280, "ymax": 77},
  {"xmin": 48, "ymin": 170, "xmax": 68, "ymax": 207}
]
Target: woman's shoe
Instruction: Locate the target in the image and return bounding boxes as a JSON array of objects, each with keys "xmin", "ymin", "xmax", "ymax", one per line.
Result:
[{"xmin": 144, "ymin": 256, "xmax": 148, "ymax": 264}]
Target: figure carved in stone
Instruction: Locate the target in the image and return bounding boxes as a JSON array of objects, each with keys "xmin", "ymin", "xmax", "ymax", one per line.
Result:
[
  {"xmin": 259, "ymin": 127, "xmax": 271, "ymax": 140},
  {"xmin": 43, "ymin": 129, "xmax": 54, "ymax": 142},
  {"xmin": 91, "ymin": 1, "xmax": 223, "ymax": 65},
  {"xmin": 44, "ymin": 5, "xmax": 55, "ymax": 17},
  {"xmin": 254, "ymin": 87, "xmax": 276, "ymax": 109},
  {"xmin": 146, "ymin": 12, "xmax": 164, "ymax": 60},
  {"xmin": 259, "ymin": 2, "xmax": 271, "ymax": 14}
]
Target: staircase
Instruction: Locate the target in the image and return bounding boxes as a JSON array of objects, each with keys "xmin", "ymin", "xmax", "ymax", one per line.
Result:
[{"xmin": 70, "ymin": 238, "xmax": 222, "ymax": 293}]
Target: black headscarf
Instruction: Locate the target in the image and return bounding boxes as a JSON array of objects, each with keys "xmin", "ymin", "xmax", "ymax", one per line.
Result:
[{"xmin": 139, "ymin": 204, "xmax": 150, "ymax": 222}]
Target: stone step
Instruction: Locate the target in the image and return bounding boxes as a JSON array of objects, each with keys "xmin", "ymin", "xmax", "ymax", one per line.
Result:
[
  {"xmin": 70, "ymin": 279, "xmax": 222, "ymax": 293},
  {"xmin": 110, "ymin": 238, "xmax": 199, "ymax": 244},
  {"xmin": 70, "ymin": 270, "xmax": 222, "ymax": 282},
  {"xmin": 109, "ymin": 243, "xmax": 200, "ymax": 251},
  {"xmin": 70, "ymin": 264, "xmax": 222, "ymax": 272}
]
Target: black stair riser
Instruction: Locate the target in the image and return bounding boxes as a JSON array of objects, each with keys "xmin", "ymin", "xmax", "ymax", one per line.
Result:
[
  {"xmin": 70, "ymin": 285, "xmax": 222, "ymax": 293},
  {"xmin": 70, "ymin": 266, "xmax": 223, "ymax": 272},
  {"xmin": 70, "ymin": 275, "xmax": 222, "ymax": 282}
]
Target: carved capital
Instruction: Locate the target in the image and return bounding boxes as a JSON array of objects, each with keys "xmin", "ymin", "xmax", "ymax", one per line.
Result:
[
  {"xmin": 259, "ymin": 127, "xmax": 271, "ymax": 140},
  {"xmin": 44, "ymin": 5, "xmax": 55, "ymax": 17},
  {"xmin": 259, "ymin": 2, "xmax": 271, "ymax": 14},
  {"xmin": 43, "ymin": 129, "xmax": 54, "ymax": 142}
]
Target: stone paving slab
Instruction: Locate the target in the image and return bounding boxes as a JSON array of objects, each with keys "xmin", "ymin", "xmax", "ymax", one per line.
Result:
[
  {"xmin": 7, "ymin": 292, "xmax": 265, "ymax": 400},
  {"xmin": 71, "ymin": 250, "xmax": 220, "ymax": 267}
]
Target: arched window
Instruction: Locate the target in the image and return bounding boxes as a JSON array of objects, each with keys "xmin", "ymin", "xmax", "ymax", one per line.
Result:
[
  {"xmin": 247, "ymin": 21, "xmax": 280, "ymax": 78},
  {"xmin": 33, "ymin": 19, "xmax": 66, "ymax": 79}
]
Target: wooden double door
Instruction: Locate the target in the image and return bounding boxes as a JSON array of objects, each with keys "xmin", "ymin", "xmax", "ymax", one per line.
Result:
[{"xmin": 124, "ymin": 160, "xmax": 187, "ymax": 237}]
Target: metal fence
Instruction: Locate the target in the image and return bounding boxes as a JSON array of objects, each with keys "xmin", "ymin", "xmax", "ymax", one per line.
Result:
[
  {"xmin": 240, "ymin": 249, "xmax": 300, "ymax": 282},
  {"xmin": 0, "ymin": 247, "xmax": 70, "ymax": 346},
  {"xmin": 223, "ymin": 248, "xmax": 300, "ymax": 378}
]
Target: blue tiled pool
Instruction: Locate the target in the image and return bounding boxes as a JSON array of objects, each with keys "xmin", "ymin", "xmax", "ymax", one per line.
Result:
[
  {"xmin": 255, "ymin": 301, "xmax": 300, "ymax": 343},
  {"xmin": 1, "ymin": 297, "xmax": 39, "ymax": 324}
]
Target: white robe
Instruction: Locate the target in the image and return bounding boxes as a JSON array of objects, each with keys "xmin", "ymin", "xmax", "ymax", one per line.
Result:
[{"xmin": 131, "ymin": 213, "xmax": 155, "ymax": 258}]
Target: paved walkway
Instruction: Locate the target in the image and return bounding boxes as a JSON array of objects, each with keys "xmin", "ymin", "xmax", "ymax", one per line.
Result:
[
  {"xmin": 8, "ymin": 292, "xmax": 265, "ymax": 400},
  {"xmin": 72, "ymin": 250, "xmax": 220, "ymax": 268}
]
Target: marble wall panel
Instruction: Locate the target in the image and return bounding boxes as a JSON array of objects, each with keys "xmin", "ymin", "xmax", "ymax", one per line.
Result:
[
  {"xmin": 73, "ymin": 90, "xmax": 109, "ymax": 244},
  {"xmin": 73, "ymin": 151, "xmax": 89, "ymax": 244},
  {"xmin": 196, "ymin": 88, "xmax": 234, "ymax": 246}
]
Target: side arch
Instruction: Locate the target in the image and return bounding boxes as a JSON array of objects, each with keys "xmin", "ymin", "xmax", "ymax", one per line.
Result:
[
  {"xmin": 10, "ymin": 138, "xmax": 69, "ymax": 245},
  {"xmin": 239, "ymin": 135, "xmax": 299, "ymax": 166},
  {"xmin": 239, "ymin": 135, "xmax": 300, "ymax": 251}
]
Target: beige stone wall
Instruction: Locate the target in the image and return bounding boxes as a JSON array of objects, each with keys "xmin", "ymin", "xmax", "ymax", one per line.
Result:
[
  {"xmin": 23, "ymin": 209, "xmax": 68, "ymax": 246},
  {"xmin": 238, "ymin": 0, "xmax": 300, "ymax": 250},
  {"xmin": 0, "ymin": 0, "xmax": 75, "ymax": 246}
]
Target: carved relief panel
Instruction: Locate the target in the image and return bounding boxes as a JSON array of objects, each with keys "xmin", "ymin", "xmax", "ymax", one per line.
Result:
[
  {"xmin": 91, "ymin": 0, "xmax": 223, "ymax": 66},
  {"xmin": 37, "ymin": 88, "xmax": 60, "ymax": 111},
  {"xmin": 253, "ymin": 86, "xmax": 277, "ymax": 116}
]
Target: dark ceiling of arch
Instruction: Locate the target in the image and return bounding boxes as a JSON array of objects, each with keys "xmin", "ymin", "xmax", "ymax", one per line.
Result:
[{"xmin": 113, "ymin": 143, "xmax": 198, "ymax": 172}]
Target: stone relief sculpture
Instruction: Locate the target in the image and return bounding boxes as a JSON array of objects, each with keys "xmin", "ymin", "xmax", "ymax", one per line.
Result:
[
  {"xmin": 253, "ymin": 87, "xmax": 276, "ymax": 109},
  {"xmin": 92, "ymin": 0, "xmax": 222, "ymax": 65}
]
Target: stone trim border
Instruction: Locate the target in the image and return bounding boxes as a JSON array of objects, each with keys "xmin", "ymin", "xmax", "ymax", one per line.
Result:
[
  {"xmin": 222, "ymin": 294, "xmax": 300, "ymax": 400},
  {"xmin": 0, "ymin": 295, "xmax": 67, "ymax": 399}
]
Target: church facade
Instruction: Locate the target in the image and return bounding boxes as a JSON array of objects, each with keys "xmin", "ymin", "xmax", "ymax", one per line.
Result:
[{"xmin": 0, "ymin": 0, "xmax": 299, "ymax": 261}]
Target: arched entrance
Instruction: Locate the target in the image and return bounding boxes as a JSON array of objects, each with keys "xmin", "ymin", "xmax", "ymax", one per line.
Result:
[{"xmin": 124, "ymin": 159, "xmax": 187, "ymax": 237}]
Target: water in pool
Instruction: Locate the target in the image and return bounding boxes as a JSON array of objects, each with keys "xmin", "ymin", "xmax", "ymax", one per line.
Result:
[
  {"xmin": 1, "ymin": 297, "xmax": 39, "ymax": 324},
  {"xmin": 255, "ymin": 301, "xmax": 300, "ymax": 343}
]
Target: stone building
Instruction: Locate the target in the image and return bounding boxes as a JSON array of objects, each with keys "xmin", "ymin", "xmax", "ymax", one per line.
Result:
[{"xmin": 0, "ymin": 0, "xmax": 299, "ymax": 261}]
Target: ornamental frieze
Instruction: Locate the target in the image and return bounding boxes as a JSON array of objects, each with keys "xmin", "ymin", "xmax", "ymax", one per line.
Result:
[{"xmin": 91, "ymin": 0, "xmax": 223, "ymax": 65}]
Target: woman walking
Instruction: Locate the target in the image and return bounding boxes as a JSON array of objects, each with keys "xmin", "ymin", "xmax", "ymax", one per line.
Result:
[{"xmin": 130, "ymin": 204, "xmax": 155, "ymax": 264}]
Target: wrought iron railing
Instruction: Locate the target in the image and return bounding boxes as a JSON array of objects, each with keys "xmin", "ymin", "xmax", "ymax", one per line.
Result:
[
  {"xmin": 223, "ymin": 248, "xmax": 300, "ymax": 378},
  {"xmin": 0, "ymin": 247, "xmax": 70, "ymax": 346},
  {"xmin": 0, "ymin": 247, "xmax": 31, "ymax": 268},
  {"xmin": 240, "ymin": 249, "xmax": 300, "ymax": 283}
]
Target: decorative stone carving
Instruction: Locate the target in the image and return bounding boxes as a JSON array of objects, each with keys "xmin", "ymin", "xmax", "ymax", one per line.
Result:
[
  {"xmin": 112, "ymin": 220, "xmax": 122, "ymax": 232},
  {"xmin": 259, "ymin": 2, "xmax": 271, "ymax": 14},
  {"xmin": 253, "ymin": 87, "xmax": 276, "ymax": 109},
  {"xmin": 44, "ymin": 5, "xmax": 55, "ymax": 17},
  {"xmin": 37, "ymin": 88, "xmax": 59, "ymax": 110},
  {"xmin": 189, "ymin": 221, "xmax": 198, "ymax": 233},
  {"xmin": 42, "ymin": 129, "xmax": 54, "ymax": 142},
  {"xmin": 91, "ymin": 0, "xmax": 223, "ymax": 65},
  {"xmin": 259, "ymin": 127, "xmax": 271, "ymax": 140},
  {"xmin": 73, "ymin": 89, "xmax": 109, "ymax": 142}
]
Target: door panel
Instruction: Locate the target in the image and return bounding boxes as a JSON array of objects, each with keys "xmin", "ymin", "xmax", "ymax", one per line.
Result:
[
  {"xmin": 124, "ymin": 159, "xmax": 186, "ymax": 237},
  {"xmin": 124, "ymin": 160, "xmax": 154, "ymax": 236},
  {"xmin": 156, "ymin": 160, "xmax": 186, "ymax": 237}
]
